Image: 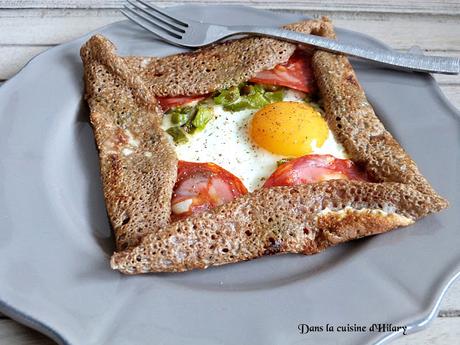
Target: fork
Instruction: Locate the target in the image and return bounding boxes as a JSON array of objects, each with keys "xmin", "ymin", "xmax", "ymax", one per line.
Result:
[{"xmin": 121, "ymin": 0, "xmax": 460, "ymax": 75}]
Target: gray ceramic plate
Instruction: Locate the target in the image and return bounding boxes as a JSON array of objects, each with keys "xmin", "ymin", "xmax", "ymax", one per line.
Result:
[{"xmin": 0, "ymin": 5, "xmax": 458, "ymax": 345}]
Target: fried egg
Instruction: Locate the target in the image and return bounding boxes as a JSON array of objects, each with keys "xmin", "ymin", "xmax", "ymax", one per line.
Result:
[{"xmin": 161, "ymin": 89, "xmax": 347, "ymax": 192}]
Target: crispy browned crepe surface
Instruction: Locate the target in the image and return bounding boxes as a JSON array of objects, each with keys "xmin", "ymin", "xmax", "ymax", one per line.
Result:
[{"xmin": 80, "ymin": 18, "xmax": 448, "ymax": 274}]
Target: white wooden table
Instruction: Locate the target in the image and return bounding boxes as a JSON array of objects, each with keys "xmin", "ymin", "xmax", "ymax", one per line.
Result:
[{"xmin": 0, "ymin": 1, "xmax": 459, "ymax": 344}]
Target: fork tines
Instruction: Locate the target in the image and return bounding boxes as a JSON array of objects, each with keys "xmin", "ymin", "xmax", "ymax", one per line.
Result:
[{"xmin": 121, "ymin": 0, "xmax": 187, "ymax": 40}]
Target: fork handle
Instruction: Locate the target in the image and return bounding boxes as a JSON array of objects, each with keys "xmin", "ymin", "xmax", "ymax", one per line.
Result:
[{"xmin": 235, "ymin": 26, "xmax": 460, "ymax": 75}]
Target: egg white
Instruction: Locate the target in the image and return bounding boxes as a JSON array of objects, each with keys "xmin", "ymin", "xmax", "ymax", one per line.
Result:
[{"xmin": 161, "ymin": 89, "xmax": 348, "ymax": 192}]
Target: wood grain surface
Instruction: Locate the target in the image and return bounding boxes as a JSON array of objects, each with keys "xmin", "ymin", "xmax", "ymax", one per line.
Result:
[{"xmin": 0, "ymin": 1, "xmax": 459, "ymax": 344}]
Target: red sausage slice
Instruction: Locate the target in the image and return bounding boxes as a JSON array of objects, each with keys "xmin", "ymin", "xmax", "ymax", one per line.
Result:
[
  {"xmin": 158, "ymin": 95, "xmax": 208, "ymax": 112},
  {"xmin": 249, "ymin": 49, "xmax": 315, "ymax": 93},
  {"xmin": 264, "ymin": 154, "xmax": 370, "ymax": 188},
  {"xmin": 171, "ymin": 161, "xmax": 248, "ymax": 221}
]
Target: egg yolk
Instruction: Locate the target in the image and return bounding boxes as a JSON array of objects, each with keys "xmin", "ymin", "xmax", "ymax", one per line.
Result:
[{"xmin": 250, "ymin": 101, "xmax": 329, "ymax": 157}]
